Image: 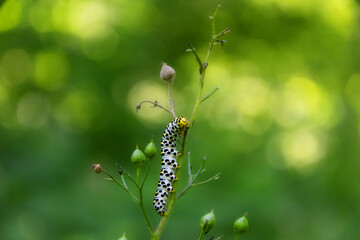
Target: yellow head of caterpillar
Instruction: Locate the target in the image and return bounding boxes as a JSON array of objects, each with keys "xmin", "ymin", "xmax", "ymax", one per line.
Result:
[
  {"xmin": 176, "ymin": 117, "xmax": 189, "ymax": 136},
  {"xmin": 160, "ymin": 211, "xmax": 168, "ymax": 216}
]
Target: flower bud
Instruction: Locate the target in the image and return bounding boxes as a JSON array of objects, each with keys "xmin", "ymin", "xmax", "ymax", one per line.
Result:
[
  {"xmin": 144, "ymin": 139, "xmax": 157, "ymax": 159},
  {"xmin": 131, "ymin": 146, "xmax": 146, "ymax": 169},
  {"xmin": 160, "ymin": 62, "xmax": 176, "ymax": 82},
  {"xmin": 118, "ymin": 233, "xmax": 128, "ymax": 240},
  {"xmin": 200, "ymin": 210, "xmax": 216, "ymax": 234},
  {"xmin": 233, "ymin": 213, "xmax": 249, "ymax": 235},
  {"xmin": 92, "ymin": 163, "xmax": 102, "ymax": 173}
]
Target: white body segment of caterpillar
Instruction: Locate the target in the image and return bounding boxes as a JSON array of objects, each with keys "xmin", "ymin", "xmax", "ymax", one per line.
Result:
[{"xmin": 153, "ymin": 117, "xmax": 188, "ymax": 215}]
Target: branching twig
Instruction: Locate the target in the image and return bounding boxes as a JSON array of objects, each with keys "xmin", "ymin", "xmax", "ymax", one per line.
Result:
[
  {"xmin": 192, "ymin": 173, "xmax": 221, "ymax": 187},
  {"xmin": 189, "ymin": 4, "xmax": 228, "ymax": 125},
  {"xmin": 121, "ymin": 167, "xmax": 140, "ymax": 190},
  {"xmin": 187, "ymin": 152, "xmax": 192, "ymax": 180},
  {"xmin": 201, "ymin": 87, "xmax": 220, "ymax": 103},
  {"xmin": 139, "ymin": 186, "xmax": 154, "ymax": 234},
  {"xmin": 151, "ymin": 5, "xmax": 229, "ymax": 239},
  {"xmin": 101, "ymin": 169, "xmax": 139, "ymax": 202},
  {"xmin": 177, "ymin": 156, "xmax": 221, "ymax": 199},
  {"xmin": 136, "ymin": 100, "xmax": 175, "ymax": 117},
  {"xmin": 114, "ymin": 166, "xmax": 154, "ymax": 234},
  {"xmin": 187, "ymin": 43, "xmax": 205, "ymax": 74}
]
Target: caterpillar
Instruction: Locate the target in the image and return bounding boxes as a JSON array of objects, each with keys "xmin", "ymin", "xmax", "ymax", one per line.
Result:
[{"xmin": 153, "ymin": 117, "xmax": 189, "ymax": 215}]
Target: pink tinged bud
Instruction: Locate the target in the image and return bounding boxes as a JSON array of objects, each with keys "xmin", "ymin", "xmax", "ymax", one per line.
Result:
[
  {"xmin": 160, "ymin": 63, "xmax": 176, "ymax": 82},
  {"xmin": 92, "ymin": 163, "xmax": 102, "ymax": 173}
]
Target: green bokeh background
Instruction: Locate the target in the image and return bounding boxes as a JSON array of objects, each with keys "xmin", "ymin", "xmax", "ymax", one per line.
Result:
[{"xmin": 1, "ymin": 0, "xmax": 360, "ymax": 239}]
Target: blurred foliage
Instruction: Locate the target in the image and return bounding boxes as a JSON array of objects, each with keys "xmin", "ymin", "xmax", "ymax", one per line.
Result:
[{"xmin": 0, "ymin": 0, "xmax": 360, "ymax": 239}]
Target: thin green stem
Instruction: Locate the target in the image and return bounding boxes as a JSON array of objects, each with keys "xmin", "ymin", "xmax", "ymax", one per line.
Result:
[
  {"xmin": 205, "ymin": 5, "xmax": 221, "ymax": 64},
  {"xmin": 100, "ymin": 166, "xmax": 154, "ymax": 237},
  {"xmin": 122, "ymin": 168, "xmax": 140, "ymax": 189},
  {"xmin": 177, "ymin": 157, "xmax": 205, "ymax": 199},
  {"xmin": 136, "ymin": 168, "xmax": 141, "ymax": 185},
  {"xmin": 193, "ymin": 157, "xmax": 206, "ymax": 179},
  {"xmin": 192, "ymin": 173, "xmax": 221, "ymax": 187},
  {"xmin": 116, "ymin": 166, "xmax": 154, "ymax": 235},
  {"xmin": 120, "ymin": 175, "xmax": 128, "ymax": 189},
  {"xmin": 152, "ymin": 5, "xmax": 226, "ymax": 239},
  {"xmin": 234, "ymin": 233, "xmax": 240, "ymax": 240},
  {"xmin": 197, "ymin": 230, "xmax": 205, "ymax": 240},
  {"xmin": 140, "ymin": 160, "xmax": 152, "ymax": 189},
  {"xmin": 189, "ymin": 76, "xmax": 205, "ymax": 125},
  {"xmin": 201, "ymin": 86, "xmax": 220, "ymax": 103},
  {"xmin": 152, "ymin": 130, "xmax": 189, "ymax": 240},
  {"xmin": 176, "ymin": 182, "xmax": 190, "ymax": 199},
  {"xmin": 102, "ymin": 170, "xmax": 139, "ymax": 202},
  {"xmin": 137, "ymin": 100, "xmax": 174, "ymax": 117},
  {"xmin": 187, "ymin": 43, "xmax": 204, "ymax": 70},
  {"xmin": 189, "ymin": 5, "xmax": 222, "ymax": 125},
  {"xmin": 139, "ymin": 187, "xmax": 154, "ymax": 234},
  {"xmin": 176, "ymin": 153, "xmax": 197, "ymax": 199},
  {"xmin": 168, "ymin": 80, "xmax": 177, "ymax": 117},
  {"xmin": 138, "ymin": 159, "xmax": 155, "ymax": 234},
  {"xmin": 177, "ymin": 157, "xmax": 220, "ymax": 200},
  {"xmin": 187, "ymin": 152, "xmax": 192, "ymax": 181},
  {"xmin": 214, "ymin": 28, "xmax": 230, "ymax": 39}
]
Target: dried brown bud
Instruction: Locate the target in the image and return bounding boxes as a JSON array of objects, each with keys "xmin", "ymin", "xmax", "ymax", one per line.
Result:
[
  {"xmin": 160, "ymin": 62, "xmax": 176, "ymax": 82},
  {"xmin": 92, "ymin": 163, "xmax": 102, "ymax": 173}
]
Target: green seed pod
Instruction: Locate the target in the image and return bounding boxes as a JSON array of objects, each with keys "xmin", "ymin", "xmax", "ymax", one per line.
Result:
[
  {"xmin": 200, "ymin": 210, "xmax": 216, "ymax": 234},
  {"xmin": 131, "ymin": 146, "xmax": 146, "ymax": 169},
  {"xmin": 118, "ymin": 232, "xmax": 128, "ymax": 240},
  {"xmin": 144, "ymin": 139, "xmax": 157, "ymax": 159},
  {"xmin": 233, "ymin": 213, "xmax": 249, "ymax": 235}
]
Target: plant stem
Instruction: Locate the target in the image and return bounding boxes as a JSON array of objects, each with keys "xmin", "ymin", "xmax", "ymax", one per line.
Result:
[
  {"xmin": 152, "ymin": 5, "xmax": 224, "ymax": 239},
  {"xmin": 206, "ymin": 5, "xmax": 221, "ymax": 64},
  {"xmin": 139, "ymin": 186, "xmax": 154, "ymax": 235},
  {"xmin": 120, "ymin": 175, "xmax": 128, "ymax": 189},
  {"xmin": 197, "ymin": 230, "xmax": 205, "ymax": 240},
  {"xmin": 137, "ymin": 100, "xmax": 174, "ymax": 117},
  {"xmin": 192, "ymin": 173, "xmax": 221, "ymax": 187},
  {"xmin": 176, "ymin": 156, "xmax": 205, "ymax": 199},
  {"xmin": 189, "ymin": 72, "xmax": 205, "ymax": 125},
  {"xmin": 152, "ymin": 130, "xmax": 189, "ymax": 240},
  {"xmin": 189, "ymin": 5, "xmax": 221, "ymax": 125},
  {"xmin": 234, "ymin": 233, "xmax": 241, "ymax": 240},
  {"xmin": 102, "ymin": 170, "xmax": 139, "ymax": 202},
  {"xmin": 122, "ymin": 168, "xmax": 140, "ymax": 189},
  {"xmin": 177, "ymin": 161, "xmax": 221, "ymax": 199},
  {"xmin": 109, "ymin": 167, "xmax": 153, "ymax": 235},
  {"xmin": 201, "ymin": 86, "xmax": 220, "ymax": 103},
  {"xmin": 136, "ymin": 168, "xmax": 141, "ymax": 185},
  {"xmin": 138, "ymin": 160, "xmax": 154, "ymax": 234},
  {"xmin": 187, "ymin": 42, "xmax": 203, "ymax": 68},
  {"xmin": 141, "ymin": 160, "xmax": 152, "ymax": 189},
  {"xmin": 168, "ymin": 80, "xmax": 176, "ymax": 117}
]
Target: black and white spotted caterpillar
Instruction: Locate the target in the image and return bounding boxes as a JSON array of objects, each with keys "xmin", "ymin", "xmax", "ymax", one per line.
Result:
[{"xmin": 153, "ymin": 117, "xmax": 188, "ymax": 215}]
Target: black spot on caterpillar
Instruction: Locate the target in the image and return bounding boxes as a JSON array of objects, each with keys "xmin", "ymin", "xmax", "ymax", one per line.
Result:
[{"xmin": 153, "ymin": 117, "xmax": 188, "ymax": 215}]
